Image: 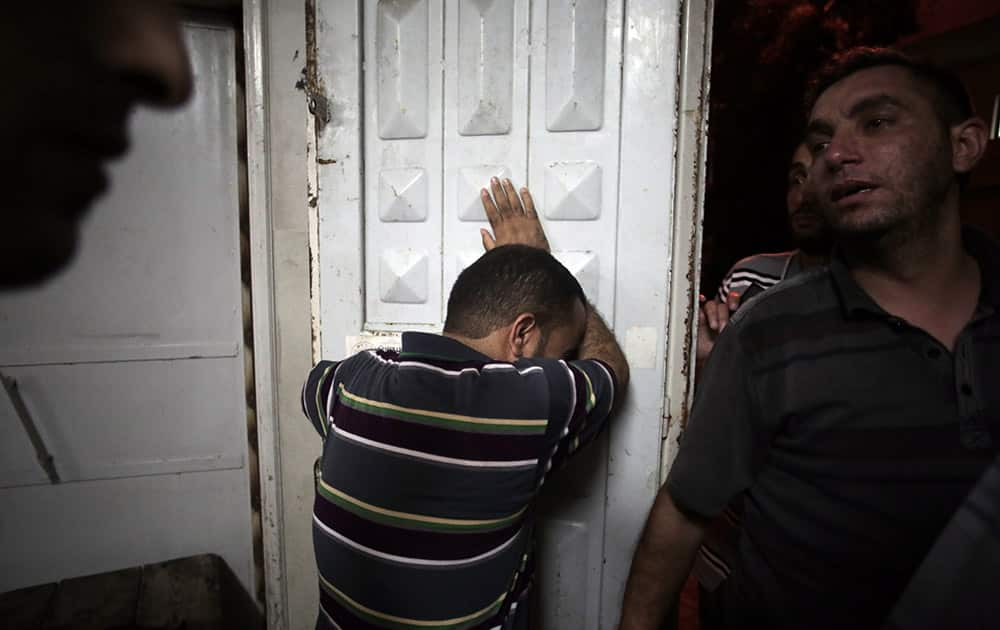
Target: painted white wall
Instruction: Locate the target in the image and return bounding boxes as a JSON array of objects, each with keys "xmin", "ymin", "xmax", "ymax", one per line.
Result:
[{"xmin": 0, "ymin": 21, "xmax": 255, "ymax": 594}]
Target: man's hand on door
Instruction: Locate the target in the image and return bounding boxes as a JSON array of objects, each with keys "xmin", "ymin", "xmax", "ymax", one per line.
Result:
[
  {"xmin": 479, "ymin": 177, "xmax": 550, "ymax": 252},
  {"xmin": 695, "ymin": 292, "xmax": 739, "ymax": 375}
]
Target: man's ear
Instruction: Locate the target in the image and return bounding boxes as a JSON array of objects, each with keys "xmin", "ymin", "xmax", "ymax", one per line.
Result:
[
  {"xmin": 952, "ymin": 117, "xmax": 988, "ymax": 175},
  {"xmin": 507, "ymin": 313, "xmax": 539, "ymax": 359}
]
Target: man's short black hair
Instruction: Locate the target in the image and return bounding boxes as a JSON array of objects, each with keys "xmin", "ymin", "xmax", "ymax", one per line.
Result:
[
  {"xmin": 444, "ymin": 245, "xmax": 586, "ymax": 339},
  {"xmin": 804, "ymin": 46, "xmax": 975, "ymax": 129}
]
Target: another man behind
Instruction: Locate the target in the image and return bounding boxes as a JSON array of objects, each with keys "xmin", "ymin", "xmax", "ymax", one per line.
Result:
[
  {"xmin": 716, "ymin": 143, "xmax": 831, "ymax": 303},
  {"xmin": 302, "ymin": 179, "xmax": 629, "ymax": 630},
  {"xmin": 619, "ymin": 47, "xmax": 996, "ymax": 630},
  {"xmin": 698, "ymin": 143, "xmax": 832, "ymax": 364}
]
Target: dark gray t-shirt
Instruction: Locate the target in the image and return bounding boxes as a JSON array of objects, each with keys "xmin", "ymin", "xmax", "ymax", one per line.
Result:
[{"xmin": 670, "ymin": 230, "xmax": 1000, "ymax": 629}]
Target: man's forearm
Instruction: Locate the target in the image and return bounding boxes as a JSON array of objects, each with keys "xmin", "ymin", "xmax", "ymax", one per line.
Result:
[
  {"xmin": 618, "ymin": 487, "xmax": 705, "ymax": 630},
  {"xmin": 579, "ymin": 305, "xmax": 630, "ymax": 392}
]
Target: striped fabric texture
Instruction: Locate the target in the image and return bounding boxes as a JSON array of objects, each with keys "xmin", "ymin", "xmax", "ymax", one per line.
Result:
[
  {"xmin": 715, "ymin": 250, "xmax": 801, "ymax": 302},
  {"xmin": 301, "ymin": 332, "xmax": 616, "ymax": 630}
]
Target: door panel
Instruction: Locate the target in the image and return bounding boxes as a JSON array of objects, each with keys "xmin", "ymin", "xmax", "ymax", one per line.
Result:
[
  {"xmin": 316, "ymin": 1, "xmax": 689, "ymax": 626},
  {"xmin": 535, "ymin": 437, "xmax": 609, "ymax": 628},
  {"xmin": 529, "ymin": 0, "xmax": 622, "ymax": 322},
  {"xmin": 546, "ymin": 0, "xmax": 608, "ymax": 132},
  {"xmin": 354, "ymin": 2, "xmax": 619, "ymax": 626},
  {"xmin": 443, "ymin": 0, "xmax": 530, "ymax": 309},
  {"xmin": 526, "ymin": 2, "xmax": 623, "ymax": 627},
  {"xmin": 365, "ymin": 0, "xmax": 444, "ymax": 325}
]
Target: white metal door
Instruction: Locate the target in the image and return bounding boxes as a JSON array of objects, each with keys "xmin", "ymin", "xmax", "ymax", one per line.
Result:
[
  {"xmin": 0, "ymin": 21, "xmax": 255, "ymax": 594},
  {"xmin": 358, "ymin": 0, "xmax": 620, "ymax": 328},
  {"xmin": 314, "ymin": 1, "xmax": 697, "ymax": 626}
]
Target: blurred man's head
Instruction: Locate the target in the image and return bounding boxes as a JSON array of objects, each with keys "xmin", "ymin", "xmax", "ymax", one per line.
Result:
[
  {"xmin": 444, "ymin": 245, "xmax": 588, "ymax": 361},
  {"xmin": 803, "ymin": 47, "xmax": 986, "ymax": 242},
  {"xmin": 0, "ymin": 1, "xmax": 192, "ymax": 288},
  {"xmin": 786, "ymin": 143, "xmax": 831, "ymax": 256}
]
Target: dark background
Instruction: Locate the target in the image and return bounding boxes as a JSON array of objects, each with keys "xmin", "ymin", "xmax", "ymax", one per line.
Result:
[{"xmin": 700, "ymin": 0, "xmax": 1000, "ymax": 295}]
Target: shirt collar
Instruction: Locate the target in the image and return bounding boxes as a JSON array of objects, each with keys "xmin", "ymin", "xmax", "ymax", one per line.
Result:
[
  {"xmin": 830, "ymin": 226, "xmax": 1000, "ymax": 319},
  {"xmin": 828, "ymin": 254, "xmax": 886, "ymax": 319},
  {"xmin": 963, "ymin": 226, "xmax": 1000, "ymax": 310},
  {"xmin": 399, "ymin": 331, "xmax": 494, "ymax": 363}
]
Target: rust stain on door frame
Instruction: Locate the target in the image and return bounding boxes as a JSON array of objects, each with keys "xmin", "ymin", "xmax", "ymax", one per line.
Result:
[{"xmin": 301, "ymin": 0, "xmax": 331, "ymax": 133}]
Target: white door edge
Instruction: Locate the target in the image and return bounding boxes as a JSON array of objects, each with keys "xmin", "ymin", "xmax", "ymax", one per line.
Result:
[
  {"xmin": 242, "ymin": 0, "xmax": 285, "ymax": 626},
  {"xmin": 661, "ymin": 0, "xmax": 714, "ymax": 483}
]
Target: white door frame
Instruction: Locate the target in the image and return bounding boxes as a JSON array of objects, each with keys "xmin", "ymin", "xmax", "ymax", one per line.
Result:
[
  {"xmin": 241, "ymin": 0, "xmax": 287, "ymax": 627},
  {"xmin": 661, "ymin": 0, "xmax": 714, "ymax": 478}
]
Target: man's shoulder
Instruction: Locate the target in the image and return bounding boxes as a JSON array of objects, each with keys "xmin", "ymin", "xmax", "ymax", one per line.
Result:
[
  {"xmin": 339, "ymin": 347, "xmax": 395, "ymax": 368},
  {"xmin": 325, "ymin": 348, "xmax": 406, "ymax": 386},
  {"xmin": 726, "ymin": 250, "xmax": 798, "ymax": 275},
  {"xmin": 512, "ymin": 358, "xmax": 616, "ymax": 400},
  {"xmin": 342, "ymin": 347, "xmax": 563, "ymax": 383},
  {"xmin": 727, "ymin": 265, "xmax": 834, "ymax": 329}
]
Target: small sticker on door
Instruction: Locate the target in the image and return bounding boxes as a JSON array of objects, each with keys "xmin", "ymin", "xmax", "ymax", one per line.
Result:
[{"xmin": 624, "ymin": 326, "xmax": 658, "ymax": 370}]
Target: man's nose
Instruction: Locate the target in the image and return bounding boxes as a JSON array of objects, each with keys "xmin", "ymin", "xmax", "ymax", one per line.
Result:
[
  {"xmin": 823, "ymin": 131, "xmax": 861, "ymax": 172},
  {"xmin": 96, "ymin": 0, "xmax": 193, "ymax": 108}
]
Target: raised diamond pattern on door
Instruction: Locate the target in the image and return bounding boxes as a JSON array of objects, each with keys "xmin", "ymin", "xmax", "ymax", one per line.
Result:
[
  {"xmin": 379, "ymin": 168, "xmax": 428, "ymax": 222},
  {"xmin": 442, "ymin": 0, "xmax": 529, "ymax": 315},
  {"xmin": 546, "ymin": 0, "xmax": 607, "ymax": 131},
  {"xmin": 365, "ymin": 0, "xmax": 442, "ymax": 324},
  {"xmin": 553, "ymin": 251, "xmax": 599, "ymax": 301},
  {"xmin": 458, "ymin": 0, "xmax": 515, "ymax": 136},
  {"xmin": 530, "ymin": 0, "xmax": 621, "ymax": 322},
  {"xmin": 457, "ymin": 165, "xmax": 512, "ymax": 221},
  {"xmin": 544, "ymin": 161, "xmax": 603, "ymax": 220},
  {"xmin": 377, "ymin": 0, "xmax": 429, "ymax": 139},
  {"xmin": 380, "ymin": 249, "xmax": 429, "ymax": 304}
]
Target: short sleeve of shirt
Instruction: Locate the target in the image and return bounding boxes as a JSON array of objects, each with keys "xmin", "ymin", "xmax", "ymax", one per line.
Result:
[
  {"xmin": 666, "ymin": 323, "xmax": 771, "ymax": 519},
  {"xmin": 543, "ymin": 358, "xmax": 618, "ymax": 472},
  {"xmin": 717, "ymin": 270, "xmax": 735, "ymax": 302},
  {"xmin": 717, "ymin": 265, "xmax": 752, "ymax": 302},
  {"xmin": 301, "ymin": 359, "xmax": 340, "ymax": 438}
]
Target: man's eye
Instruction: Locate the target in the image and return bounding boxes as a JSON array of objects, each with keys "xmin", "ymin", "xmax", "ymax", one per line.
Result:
[
  {"xmin": 866, "ymin": 118, "xmax": 890, "ymax": 130},
  {"xmin": 809, "ymin": 141, "xmax": 830, "ymax": 155}
]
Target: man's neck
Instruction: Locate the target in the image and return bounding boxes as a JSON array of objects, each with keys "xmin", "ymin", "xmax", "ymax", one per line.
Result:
[
  {"xmin": 839, "ymin": 210, "xmax": 980, "ymax": 350},
  {"xmin": 441, "ymin": 330, "xmax": 504, "ymax": 361},
  {"xmin": 797, "ymin": 250, "xmax": 829, "ymax": 270},
  {"xmin": 842, "ymin": 213, "xmax": 962, "ymax": 289}
]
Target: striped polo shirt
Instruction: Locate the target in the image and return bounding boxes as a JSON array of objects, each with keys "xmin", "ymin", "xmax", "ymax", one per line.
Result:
[
  {"xmin": 716, "ymin": 250, "xmax": 802, "ymax": 302},
  {"xmin": 670, "ymin": 229, "xmax": 1000, "ymax": 629},
  {"xmin": 301, "ymin": 332, "xmax": 617, "ymax": 630}
]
